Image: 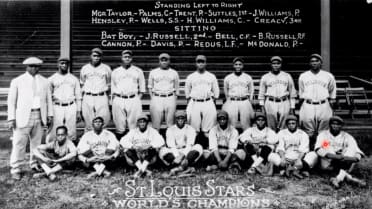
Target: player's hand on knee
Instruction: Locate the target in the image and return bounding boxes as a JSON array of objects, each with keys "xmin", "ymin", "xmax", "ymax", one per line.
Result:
[{"xmin": 8, "ymin": 120, "xmax": 16, "ymax": 130}]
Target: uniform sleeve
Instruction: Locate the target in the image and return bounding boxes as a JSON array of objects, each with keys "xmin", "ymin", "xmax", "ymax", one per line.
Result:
[
  {"xmin": 228, "ymin": 128, "xmax": 239, "ymax": 153},
  {"xmin": 107, "ymin": 132, "xmax": 119, "ymax": 151},
  {"xmin": 328, "ymin": 74, "xmax": 337, "ymax": 99},
  {"xmin": 287, "ymin": 74, "xmax": 297, "ymax": 109},
  {"xmin": 185, "ymin": 75, "xmax": 192, "ymax": 99},
  {"xmin": 186, "ymin": 126, "xmax": 197, "ymax": 146},
  {"xmin": 77, "ymin": 134, "xmax": 90, "ymax": 154},
  {"xmin": 46, "ymin": 79, "xmax": 54, "ymax": 117},
  {"xmin": 165, "ymin": 128, "xmax": 177, "ymax": 148},
  {"xmin": 79, "ymin": 66, "xmax": 86, "ymax": 86},
  {"xmin": 223, "ymin": 76, "xmax": 229, "ymax": 98},
  {"xmin": 298, "ymin": 132, "xmax": 310, "ymax": 154},
  {"xmin": 120, "ymin": 130, "xmax": 134, "ymax": 149},
  {"xmin": 276, "ymin": 132, "xmax": 285, "ymax": 153},
  {"xmin": 74, "ymin": 77, "xmax": 82, "ymax": 112},
  {"xmin": 211, "ymin": 74, "xmax": 220, "ymax": 99},
  {"xmin": 343, "ymin": 133, "xmax": 364, "ymax": 159},
  {"xmin": 208, "ymin": 127, "xmax": 218, "ymax": 152},
  {"xmin": 258, "ymin": 77, "xmax": 266, "ymax": 106},
  {"xmin": 106, "ymin": 65, "xmax": 112, "ymax": 89},
  {"xmin": 138, "ymin": 69, "xmax": 146, "ymax": 93},
  {"xmin": 151, "ymin": 129, "xmax": 165, "ymax": 148},
  {"xmin": 7, "ymin": 79, "xmax": 17, "ymax": 121},
  {"xmin": 248, "ymin": 76, "xmax": 254, "ymax": 101},
  {"xmin": 174, "ymin": 71, "xmax": 180, "ymax": 95},
  {"xmin": 239, "ymin": 129, "xmax": 252, "ymax": 144},
  {"xmin": 298, "ymin": 74, "xmax": 305, "ymax": 99},
  {"xmin": 147, "ymin": 70, "xmax": 154, "ymax": 91}
]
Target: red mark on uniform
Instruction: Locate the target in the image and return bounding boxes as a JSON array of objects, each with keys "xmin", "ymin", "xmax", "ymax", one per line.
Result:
[{"xmin": 322, "ymin": 140, "xmax": 329, "ymax": 149}]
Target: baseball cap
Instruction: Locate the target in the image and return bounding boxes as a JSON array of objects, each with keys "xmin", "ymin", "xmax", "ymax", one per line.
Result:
[
  {"xmin": 175, "ymin": 110, "xmax": 187, "ymax": 118},
  {"xmin": 22, "ymin": 57, "xmax": 43, "ymax": 65},
  {"xmin": 159, "ymin": 53, "xmax": 170, "ymax": 60},
  {"xmin": 255, "ymin": 112, "xmax": 266, "ymax": 120},
  {"xmin": 195, "ymin": 55, "xmax": 207, "ymax": 62},
  {"xmin": 309, "ymin": 53, "xmax": 322, "ymax": 62},
  {"xmin": 58, "ymin": 56, "xmax": 70, "ymax": 62},
  {"xmin": 122, "ymin": 50, "xmax": 133, "ymax": 56},
  {"xmin": 329, "ymin": 116, "xmax": 344, "ymax": 124},
  {"xmin": 233, "ymin": 57, "xmax": 244, "ymax": 64},
  {"xmin": 137, "ymin": 113, "xmax": 149, "ymax": 121},
  {"xmin": 270, "ymin": 56, "xmax": 282, "ymax": 63},
  {"xmin": 217, "ymin": 110, "xmax": 228, "ymax": 119},
  {"xmin": 91, "ymin": 48, "xmax": 103, "ymax": 55},
  {"xmin": 285, "ymin": 115, "xmax": 298, "ymax": 123},
  {"xmin": 92, "ymin": 116, "xmax": 104, "ymax": 123}
]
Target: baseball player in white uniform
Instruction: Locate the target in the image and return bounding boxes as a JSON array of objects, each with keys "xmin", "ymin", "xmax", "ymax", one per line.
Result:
[
  {"xmin": 238, "ymin": 113, "xmax": 278, "ymax": 175},
  {"xmin": 258, "ymin": 56, "xmax": 296, "ymax": 132},
  {"xmin": 205, "ymin": 111, "xmax": 244, "ymax": 174},
  {"xmin": 47, "ymin": 57, "xmax": 82, "ymax": 142},
  {"xmin": 222, "ymin": 57, "xmax": 254, "ymax": 130},
  {"xmin": 303, "ymin": 116, "xmax": 366, "ymax": 188},
  {"xmin": 148, "ymin": 53, "xmax": 179, "ymax": 130},
  {"xmin": 298, "ymin": 54, "xmax": 336, "ymax": 140},
  {"xmin": 185, "ymin": 55, "xmax": 219, "ymax": 138},
  {"xmin": 80, "ymin": 48, "xmax": 111, "ymax": 132},
  {"xmin": 111, "ymin": 50, "xmax": 146, "ymax": 139},
  {"xmin": 33, "ymin": 126, "xmax": 77, "ymax": 181},
  {"xmin": 269, "ymin": 115, "xmax": 312, "ymax": 179},
  {"xmin": 120, "ymin": 113, "xmax": 165, "ymax": 178},
  {"xmin": 77, "ymin": 116, "xmax": 120, "ymax": 178},
  {"xmin": 159, "ymin": 110, "xmax": 203, "ymax": 176}
]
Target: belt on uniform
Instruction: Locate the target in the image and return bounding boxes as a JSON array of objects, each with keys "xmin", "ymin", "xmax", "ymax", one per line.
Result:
[
  {"xmin": 192, "ymin": 97, "xmax": 211, "ymax": 102},
  {"xmin": 305, "ymin": 99, "xmax": 327, "ymax": 105},
  {"xmin": 153, "ymin": 92, "xmax": 174, "ymax": 97},
  {"xmin": 267, "ymin": 96, "xmax": 288, "ymax": 102},
  {"xmin": 230, "ymin": 96, "xmax": 249, "ymax": 101},
  {"xmin": 31, "ymin": 108, "xmax": 40, "ymax": 112},
  {"xmin": 218, "ymin": 145, "xmax": 229, "ymax": 149},
  {"xmin": 54, "ymin": 101, "xmax": 74, "ymax": 106},
  {"xmin": 114, "ymin": 93, "xmax": 136, "ymax": 99},
  {"xmin": 85, "ymin": 92, "xmax": 106, "ymax": 96}
]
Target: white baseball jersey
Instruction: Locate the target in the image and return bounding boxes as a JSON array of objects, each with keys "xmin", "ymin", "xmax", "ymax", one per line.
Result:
[
  {"xmin": 258, "ymin": 71, "xmax": 297, "ymax": 108},
  {"xmin": 209, "ymin": 125, "xmax": 239, "ymax": 153},
  {"xmin": 38, "ymin": 139, "xmax": 77, "ymax": 158},
  {"xmin": 80, "ymin": 63, "xmax": 111, "ymax": 93},
  {"xmin": 77, "ymin": 129, "xmax": 119, "ymax": 156},
  {"xmin": 185, "ymin": 71, "xmax": 219, "ymax": 99},
  {"xmin": 166, "ymin": 124, "xmax": 196, "ymax": 152},
  {"xmin": 148, "ymin": 67, "xmax": 179, "ymax": 95},
  {"xmin": 315, "ymin": 130, "xmax": 364, "ymax": 159},
  {"xmin": 276, "ymin": 128, "xmax": 309, "ymax": 154},
  {"xmin": 49, "ymin": 72, "xmax": 82, "ymax": 110},
  {"xmin": 298, "ymin": 70, "xmax": 336, "ymax": 101},
  {"xmin": 239, "ymin": 126, "xmax": 278, "ymax": 149},
  {"xmin": 224, "ymin": 72, "xmax": 254, "ymax": 99},
  {"xmin": 120, "ymin": 126, "xmax": 165, "ymax": 149},
  {"xmin": 111, "ymin": 65, "xmax": 146, "ymax": 95}
]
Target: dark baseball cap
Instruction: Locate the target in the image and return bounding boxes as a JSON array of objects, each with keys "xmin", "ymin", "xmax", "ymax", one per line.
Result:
[
  {"xmin": 255, "ymin": 112, "xmax": 266, "ymax": 120},
  {"xmin": 175, "ymin": 110, "xmax": 187, "ymax": 118},
  {"xmin": 233, "ymin": 57, "xmax": 244, "ymax": 64},
  {"xmin": 91, "ymin": 48, "xmax": 103, "ymax": 55},
  {"xmin": 58, "ymin": 56, "xmax": 70, "ymax": 62},
  {"xmin": 195, "ymin": 55, "xmax": 207, "ymax": 62},
  {"xmin": 329, "ymin": 116, "xmax": 344, "ymax": 124},
  {"xmin": 122, "ymin": 50, "xmax": 133, "ymax": 56},
  {"xmin": 270, "ymin": 56, "xmax": 282, "ymax": 63},
  {"xmin": 309, "ymin": 54, "xmax": 322, "ymax": 62},
  {"xmin": 159, "ymin": 53, "xmax": 170, "ymax": 60},
  {"xmin": 92, "ymin": 116, "xmax": 104, "ymax": 123},
  {"xmin": 217, "ymin": 110, "xmax": 228, "ymax": 119},
  {"xmin": 285, "ymin": 115, "xmax": 298, "ymax": 123}
]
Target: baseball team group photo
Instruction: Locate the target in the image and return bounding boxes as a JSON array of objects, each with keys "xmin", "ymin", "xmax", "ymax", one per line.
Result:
[{"xmin": 1, "ymin": 0, "xmax": 372, "ymax": 209}]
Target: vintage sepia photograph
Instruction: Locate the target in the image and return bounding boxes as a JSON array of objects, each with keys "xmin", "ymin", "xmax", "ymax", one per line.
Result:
[{"xmin": 0, "ymin": 0, "xmax": 371, "ymax": 208}]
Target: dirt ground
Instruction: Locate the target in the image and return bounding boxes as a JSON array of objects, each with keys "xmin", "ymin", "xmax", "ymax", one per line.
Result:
[{"xmin": 0, "ymin": 143, "xmax": 371, "ymax": 209}]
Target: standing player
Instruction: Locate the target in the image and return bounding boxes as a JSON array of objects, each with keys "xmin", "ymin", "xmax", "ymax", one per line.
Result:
[
  {"xmin": 304, "ymin": 116, "xmax": 366, "ymax": 188},
  {"xmin": 47, "ymin": 57, "xmax": 82, "ymax": 142},
  {"xmin": 159, "ymin": 110, "xmax": 203, "ymax": 176},
  {"xmin": 205, "ymin": 111, "xmax": 244, "ymax": 173},
  {"xmin": 239, "ymin": 113, "xmax": 278, "ymax": 175},
  {"xmin": 185, "ymin": 55, "xmax": 219, "ymax": 138},
  {"xmin": 111, "ymin": 50, "xmax": 146, "ymax": 139},
  {"xmin": 120, "ymin": 113, "xmax": 165, "ymax": 178},
  {"xmin": 8, "ymin": 57, "xmax": 53, "ymax": 180},
  {"xmin": 298, "ymin": 54, "xmax": 336, "ymax": 141},
  {"xmin": 258, "ymin": 56, "xmax": 296, "ymax": 132},
  {"xmin": 80, "ymin": 48, "xmax": 111, "ymax": 132},
  {"xmin": 148, "ymin": 53, "xmax": 179, "ymax": 130},
  {"xmin": 33, "ymin": 126, "xmax": 77, "ymax": 181},
  {"xmin": 269, "ymin": 115, "xmax": 311, "ymax": 179},
  {"xmin": 222, "ymin": 57, "xmax": 254, "ymax": 130},
  {"xmin": 77, "ymin": 116, "xmax": 120, "ymax": 178}
]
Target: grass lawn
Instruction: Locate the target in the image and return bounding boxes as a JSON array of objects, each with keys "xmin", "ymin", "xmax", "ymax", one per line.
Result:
[{"xmin": 0, "ymin": 146, "xmax": 371, "ymax": 209}]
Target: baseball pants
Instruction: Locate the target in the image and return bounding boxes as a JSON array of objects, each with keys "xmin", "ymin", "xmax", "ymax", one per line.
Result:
[
  {"xmin": 269, "ymin": 151, "xmax": 313, "ymax": 169},
  {"xmin": 300, "ymin": 101, "xmax": 332, "ymax": 137},
  {"xmin": 112, "ymin": 96, "xmax": 142, "ymax": 133},
  {"xmin": 159, "ymin": 144, "xmax": 203, "ymax": 166},
  {"xmin": 34, "ymin": 149, "xmax": 75, "ymax": 168},
  {"xmin": 205, "ymin": 149, "xmax": 245, "ymax": 167},
  {"xmin": 124, "ymin": 148, "xmax": 158, "ymax": 166},
  {"xmin": 186, "ymin": 99, "xmax": 217, "ymax": 133},
  {"xmin": 223, "ymin": 99, "xmax": 254, "ymax": 130},
  {"xmin": 10, "ymin": 110, "xmax": 44, "ymax": 174},
  {"xmin": 264, "ymin": 99, "xmax": 290, "ymax": 131},
  {"xmin": 150, "ymin": 95, "xmax": 176, "ymax": 130},
  {"xmin": 82, "ymin": 94, "xmax": 110, "ymax": 131},
  {"xmin": 47, "ymin": 103, "xmax": 77, "ymax": 142}
]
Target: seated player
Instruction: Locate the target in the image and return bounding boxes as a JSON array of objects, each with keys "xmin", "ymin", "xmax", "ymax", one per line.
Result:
[
  {"xmin": 77, "ymin": 116, "xmax": 120, "ymax": 179},
  {"xmin": 269, "ymin": 115, "xmax": 312, "ymax": 179},
  {"xmin": 205, "ymin": 111, "xmax": 244, "ymax": 173},
  {"xmin": 33, "ymin": 126, "xmax": 77, "ymax": 181},
  {"xmin": 238, "ymin": 113, "xmax": 278, "ymax": 175},
  {"xmin": 120, "ymin": 113, "xmax": 165, "ymax": 178},
  {"xmin": 304, "ymin": 116, "xmax": 366, "ymax": 188},
  {"xmin": 159, "ymin": 110, "xmax": 203, "ymax": 176}
]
